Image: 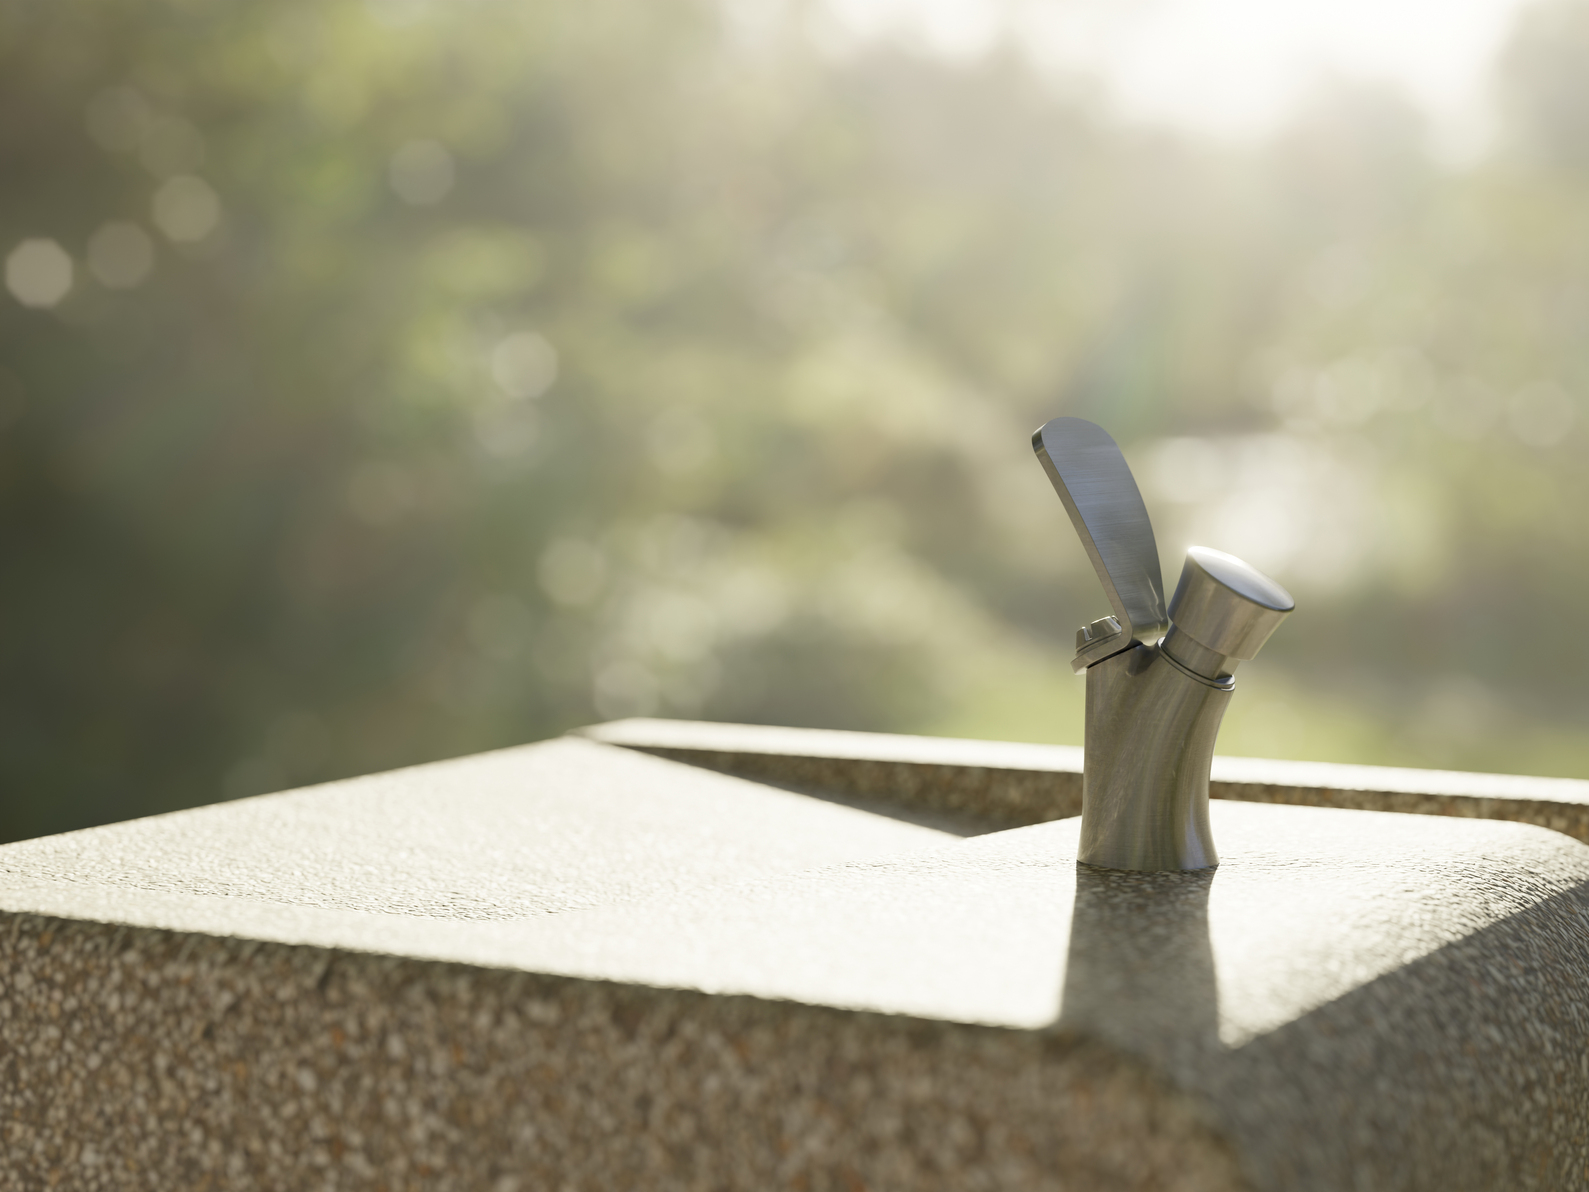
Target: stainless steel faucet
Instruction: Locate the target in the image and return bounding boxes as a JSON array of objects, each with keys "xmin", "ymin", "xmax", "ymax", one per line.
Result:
[{"xmin": 1033, "ymin": 417, "xmax": 1294, "ymax": 871}]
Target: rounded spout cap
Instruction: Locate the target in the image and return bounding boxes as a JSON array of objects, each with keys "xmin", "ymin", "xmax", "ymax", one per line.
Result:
[{"xmin": 1168, "ymin": 547, "xmax": 1294, "ymax": 661}]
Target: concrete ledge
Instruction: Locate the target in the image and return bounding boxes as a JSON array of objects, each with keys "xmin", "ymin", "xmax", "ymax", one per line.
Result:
[
  {"xmin": 7, "ymin": 731, "xmax": 1589, "ymax": 1189},
  {"xmin": 577, "ymin": 718, "xmax": 1589, "ymax": 842}
]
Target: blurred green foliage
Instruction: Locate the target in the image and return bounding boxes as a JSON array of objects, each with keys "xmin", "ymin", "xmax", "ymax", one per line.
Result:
[{"xmin": 2, "ymin": 0, "xmax": 1587, "ymax": 842}]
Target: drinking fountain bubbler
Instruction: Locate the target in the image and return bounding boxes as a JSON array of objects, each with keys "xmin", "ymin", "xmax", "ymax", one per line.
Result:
[{"xmin": 1033, "ymin": 417, "xmax": 1295, "ymax": 871}]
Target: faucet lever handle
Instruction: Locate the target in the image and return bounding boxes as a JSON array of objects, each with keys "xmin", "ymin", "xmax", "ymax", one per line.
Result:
[{"xmin": 1033, "ymin": 417, "xmax": 1169, "ymax": 659}]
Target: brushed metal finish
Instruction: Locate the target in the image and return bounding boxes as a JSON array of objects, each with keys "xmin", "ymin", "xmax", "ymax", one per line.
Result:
[
  {"xmin": 1032, "ymin": 417, "xmax": 1295, "ymax": 872},
  {"xmin": 1159, "ymin": 624, "xmax": 1235, "ymax": 683},
  {"xmin": 1033, "ymin": 418, "xmax": 1168, "ymax": 661},
  {"xmin": 1079, "ymin": 642, "xmax": 1230, "ymax": 871},
  {"xmin": 1168, "ymin": 546, "xmax": 1294, "ymax": 661}
]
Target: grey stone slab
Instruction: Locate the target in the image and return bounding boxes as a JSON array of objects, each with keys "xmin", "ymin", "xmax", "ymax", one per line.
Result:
[
  {"xmin": 581, "ymin": 716, "xmax": 1589, "ymax": 841},
  {"xmin": 0, "ymin": 736, "xmax": 955, "ymax": 923},
  {"xmin": 4, "ymin": 731, "xmax": 1589, "ymax": 1190}
]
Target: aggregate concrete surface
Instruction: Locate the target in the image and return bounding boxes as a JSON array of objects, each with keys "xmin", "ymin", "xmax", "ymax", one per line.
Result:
[{"xmin": 3, "ymin": 734, "xmax": 1589, "ymax": 1190}]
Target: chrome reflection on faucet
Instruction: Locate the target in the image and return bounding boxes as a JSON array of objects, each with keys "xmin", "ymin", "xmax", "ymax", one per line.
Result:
[{"xmin": 1033, "ymin": 417, "xmax": 1294, "ymax": 872}]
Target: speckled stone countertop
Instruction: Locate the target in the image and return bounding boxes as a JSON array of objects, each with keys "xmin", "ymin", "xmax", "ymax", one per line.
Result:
[{"xmin": 3, "ymin": 731, "xmax": 1589, "ymax": 1190}]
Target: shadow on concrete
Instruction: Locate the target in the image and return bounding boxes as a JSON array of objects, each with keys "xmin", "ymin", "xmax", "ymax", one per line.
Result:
[
  {"xmin": 1057, "ymin": 864, "xmax": 1221, "ymax": 1068},
  {"xmin": 1054, "ymin": 859, "xmax": 1589, "ymax": 1192},
  {"xmin": 639, "ymin": 752, "xmax": 1004, "ymax": 837},
  {"xmin": 1212, "ymin": 876, "xmax": 1589, "ymax": 1192}
]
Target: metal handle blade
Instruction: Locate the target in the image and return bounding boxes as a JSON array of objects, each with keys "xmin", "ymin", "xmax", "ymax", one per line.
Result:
[{"xmin": 1032, "ymin": 417, "xmax": 1168, "ymax": 649}]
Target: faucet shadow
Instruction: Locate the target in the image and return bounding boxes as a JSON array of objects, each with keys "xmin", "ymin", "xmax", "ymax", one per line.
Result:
[
  {"xmin": 1207, "ymin": 876, "xmax": 1589, "ymax": 1192},
  {"xmin": 1054, "ymin": 862, "xmax": 1589, "ymax": 1192},
  {"xmin": 1056, "ymin": 864, "xmax": 1222, "ymax": 1067}
]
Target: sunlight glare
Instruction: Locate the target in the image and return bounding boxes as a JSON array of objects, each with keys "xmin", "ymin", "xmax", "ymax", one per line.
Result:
[{"xmin": 824, "ymin": 0, "xmax": 1531, "ymax": 141}]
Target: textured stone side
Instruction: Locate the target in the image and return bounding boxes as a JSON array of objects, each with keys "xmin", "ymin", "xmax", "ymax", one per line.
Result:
[
  {"xmin": 623, "ymin": 746, "xmax": 1084, "ymax": 831},
  {"xmin": 1210, "ymin": 781, "xmax": 1589, "ymax": 845},
  {"xmin": 1215, "ymin": 885, "xmax": 1589, "ymax": 1192},
  {"xmin": 0, "ymin": 914, "xmax": 1248, "ymax": 1192},
  {"xmin": 617, "ymin": 742, "xmax": 1589, "ymax": 844}
]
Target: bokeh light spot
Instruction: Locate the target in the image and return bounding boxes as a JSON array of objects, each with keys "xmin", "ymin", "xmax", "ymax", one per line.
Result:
[
  {"xmin": 389, "ymin": 140, "xmax": 455, "ymax": 205},
  {"xmin": 5, "ymin": 239, "xmax": 73, "ymax": 308},
  {"xmin": 473, "ymin": 404, "xmax": 541, "ymax": 458},
  {"xmin": 152, "ymin": 176, "xmax": 221, "ymax": 242},
  {"xmin": 489, "ymin": 331, "xmax": 557, "ymax": 398},
  {"xmin": 87, "ymin": 221, "xmax": 156, "ymax": 289}
]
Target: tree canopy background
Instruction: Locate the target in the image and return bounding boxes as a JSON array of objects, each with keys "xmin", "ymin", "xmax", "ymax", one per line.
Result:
[{"xmin": 2, "ymin": 0, "xmax": 1587, "ymax": 842}]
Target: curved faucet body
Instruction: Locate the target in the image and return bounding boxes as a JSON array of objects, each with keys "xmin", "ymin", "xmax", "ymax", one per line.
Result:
[
  {"xmin": 1033, "ymin": 417, "xmax": 1294, "ymax": 872},
  {"xmin": 1081, "ymin": 642, "xmax": 1229, "ymax": 870}
]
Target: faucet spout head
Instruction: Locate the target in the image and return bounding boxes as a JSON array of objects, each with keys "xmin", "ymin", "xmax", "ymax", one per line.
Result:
[{"xmin": 1168, "ymin": 547, "xmax": 1295, "ymax": 663}]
